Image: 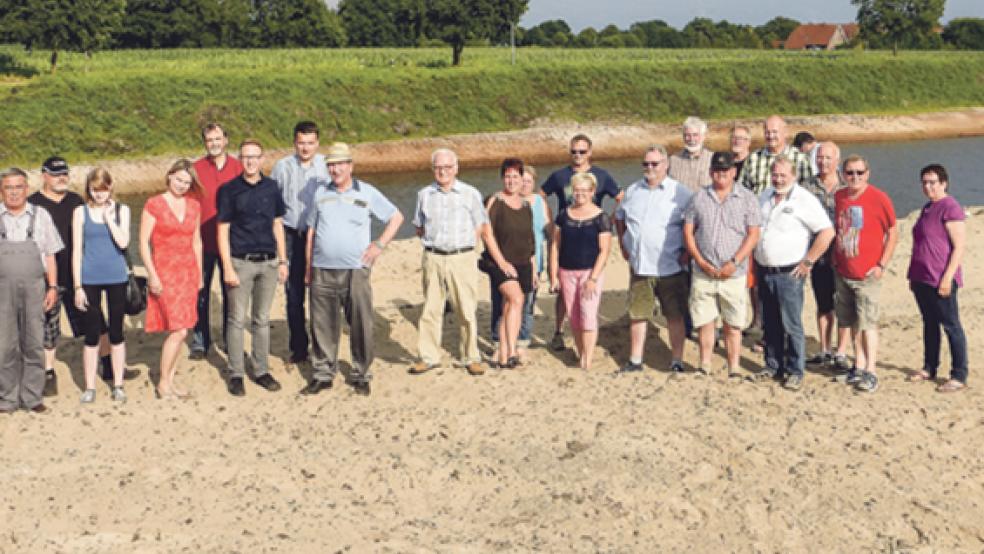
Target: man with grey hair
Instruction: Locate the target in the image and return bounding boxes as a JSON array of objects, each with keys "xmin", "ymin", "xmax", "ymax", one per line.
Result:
[
  {"xmin": 669, "ymin": 116, "xmax": 713, "ymax": 191},
  {"xmin": 0, "ymin": 168, "xmax": 62, "ymax": 414},
  {"xmin": 410, "ymin": 148, "xmax": 495, "ymax": 376},
  {"xmin": 615, "ymin": 145, "xmax": 694, "ymax": 373}
]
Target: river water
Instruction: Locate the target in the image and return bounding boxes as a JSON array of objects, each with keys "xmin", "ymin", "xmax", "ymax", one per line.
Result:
[{"xmin": 121, "ymin": 136, "xmax": 984, "ymax": 240}]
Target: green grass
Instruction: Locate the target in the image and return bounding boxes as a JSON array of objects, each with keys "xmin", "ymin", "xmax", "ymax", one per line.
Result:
[{"xmin": 1, "ymin": 46, "xmax": 984, "ymax": 166}]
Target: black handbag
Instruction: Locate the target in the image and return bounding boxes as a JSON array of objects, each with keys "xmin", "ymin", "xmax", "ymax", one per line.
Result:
[{"xmin": 110, "ymin": 203, "xmax": 147, "ymax": 315}]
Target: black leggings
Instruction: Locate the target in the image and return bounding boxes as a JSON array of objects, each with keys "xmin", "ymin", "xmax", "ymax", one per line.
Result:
[{"xmin": 81, "ymin": 283, "xmax": 126, "ymax": 347}]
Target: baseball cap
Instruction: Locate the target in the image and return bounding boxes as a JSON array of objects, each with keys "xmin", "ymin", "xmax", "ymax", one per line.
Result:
[
  {"xmin": 41, "ymin": 156, "xmax": 69, "ymax": 176},
  {"xmin": 710, "ymin": 151, "xmax": 735, "ymax": 171}
]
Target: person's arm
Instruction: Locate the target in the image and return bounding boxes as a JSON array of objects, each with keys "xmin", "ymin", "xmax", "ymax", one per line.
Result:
[
  {"xmin": 683, "ymin": 221, "xmax": 716, "ymax": 278},
  {"xmin": 71, "ymin": 207, "xmax": 88, "ymax": 309},
  {"xmin": 938, "ymin": 220, "xmax": 966, "ymax": 297},
  {"xmin": 139, "ymin": 208, "xmax": 161, "ymax": 295},
  {"xmin": 43, "ymin": 253, "xmax": 58, "ymax": 311},
  {"xmin": 719, "ymin": 226, "xmax": 760, "ymax": 279},
  {"xmin": 481, "ymin": 223, "xmax": 516, "ymax": 277},
  {"xmin": 614, "ymin": 215, "xmax": 630, "ymax": 261},
  {"xmin": 105, "ymin": 202, "xmax": 130, "ymax": 249},
  {"xmin": 868, "ymin": 224, "xmax": 899, "ymax": 280},
  {"xmin": 549, "ymin": 224, "xmax": 561, "ymax": 293},
  {"xmin": 192, "ymin": 213, "xmax": 203, "ymax": 290},
  {"xmin": 792, "ymin": 227, "xmax": 834, "ymax": 278},
  {"xmin": 582, "ymin": 228, "xmax": 612, "ymax": 300},
  {"xmin": 218, "ymin": 222, "xmax": 238, "ymax": 287},
  {"xmin": 273, "ymin": 216, "xmax": 288, "ymax": 284},
  {"xmin": 361, "ymin": 210, "xmax": 404, "ymax": 268},
  {"xmin": 305, "ymin": 227, "xmax": 315, "ymax": 286}
]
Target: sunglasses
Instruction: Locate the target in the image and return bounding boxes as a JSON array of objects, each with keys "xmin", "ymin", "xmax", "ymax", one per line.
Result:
[
  {"xmin": 641, "ymin": 162, "xmax": 661, "ymax": 168},
  {"xmin": 570, "ymin": 149, "xmax": 589, "ymax": 155},
  {"xmin": 844, "ymin": 170, "xmax": 867, "ymax": 176}
]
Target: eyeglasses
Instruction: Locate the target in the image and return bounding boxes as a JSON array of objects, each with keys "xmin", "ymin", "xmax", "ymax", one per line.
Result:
[
  {"xmin": 432, "ymin": 165, "xmax": 455, "ymax": 172},
  {"xmin": 641, "ymin": 162, "xmax": 661, "ymax": 168},
  {"xmin": 570, "ymin": 149, "xmax": 588, "ymax": 156},
  {"xmin": 241, "ymin": 155, "xmax": 262, "ymax": 161},
  {"xmin": 844, "ymin": 170, "xmax": 867, "ymax": 176}
]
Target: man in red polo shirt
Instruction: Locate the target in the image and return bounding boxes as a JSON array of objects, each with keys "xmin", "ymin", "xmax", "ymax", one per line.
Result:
[{"xmin": 190, "ymin": 122, "xmax": 242, "ymax": 359}]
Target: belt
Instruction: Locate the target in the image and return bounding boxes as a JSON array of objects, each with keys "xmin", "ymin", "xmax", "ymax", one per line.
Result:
[
  {"xmin": 233, "ymin": 252, "xmax": 277, "ymax": 262},
  {"xmin": 759, "ymin": 263, "xmax": 798, "ymax": 275},
  {"xmin": 425, "ymin": 246, "xmax": 474, "ymax": 255}
]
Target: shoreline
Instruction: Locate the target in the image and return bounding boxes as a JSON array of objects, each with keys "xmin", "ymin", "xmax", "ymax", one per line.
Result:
[{"xmin": 24, "ymin": 108, "xmax": 984, "ymax": 195}]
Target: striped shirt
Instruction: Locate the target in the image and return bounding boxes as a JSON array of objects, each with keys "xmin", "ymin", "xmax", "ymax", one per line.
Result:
[
  {"xmin": 739, "ymin": 145, "xmax": 814, "ymax": 195},
  {"xmin": 684, "ymin": 184, "xmax": 761, "ymax": 276},
  {"xmin": 270, "ymin": 153, "xmax": 329, "ymax": 231},
  {"xmin": 668, "ymin": 147, "xmax": 713, "ymax": 192},
  {"xmin": 802, "ymin": 173, "xmax": 846, "ymax": 224},
  {"xmin": 412, "ymin": 180, "xmax": 489, "ymax": 251}
]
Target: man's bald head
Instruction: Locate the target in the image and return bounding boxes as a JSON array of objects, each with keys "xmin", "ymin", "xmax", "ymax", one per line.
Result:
[
  {"xmin": 816, "ymin": 141, "xmax": 841, "ymax": 177},
  {"xmin": 763, "ymin": 115, "xmax": 787, "ymax": 153}
]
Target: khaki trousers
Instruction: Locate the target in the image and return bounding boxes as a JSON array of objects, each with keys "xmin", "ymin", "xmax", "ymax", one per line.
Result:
[{"xmin": 417, "ymin": 250, "xmax": 481, "ymax": 365}]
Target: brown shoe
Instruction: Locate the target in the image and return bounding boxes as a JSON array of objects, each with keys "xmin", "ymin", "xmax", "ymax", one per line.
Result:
[
  {"xmin": 466, "ymin": 362, "xmax": 485, "ymax": 376},
  {"xmin": 30, "ymin": 403, "xmax": 50, "ymax": 414},
  {"xmin": 409, "ymin": 361, "xmax": 439, "ymax": 375}
]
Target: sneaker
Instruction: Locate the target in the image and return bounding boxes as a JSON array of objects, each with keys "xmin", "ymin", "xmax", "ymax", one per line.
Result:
[
  {"xmin": 855, "ymin": 371, "xmax": 879, "ymax": 392},
  {"xmin": 694, "ymin": 367, "xmax": 710, "ymax": 377},
  {"xmin": 80, "ymin": 389, "xmax": 96, "ymax": 404},
  {"xmin": 668, "ymin": 361, "xmax": 685, "ymax": 373},
  {"xmin": 749, "ymin": 368, "xmax": 777, "ymax": 382},
  {"xmin": 835, "ymin": 367, "xmax": 863, "ymax": 384},
  {"xmin": 783, "ymin": 374, "xmax": 803, "ymax": 391},
  {"xmin": 42, "ymin": 369, "xmax": 57, "ymax": 397},
  {"xmin": 111, "ymin": 386, "xmax": 127, "ymax": 403},
  {"xmin": 618, "ymin": 361, "xmax": 644, "ymax": 373},
  {"xmin": 805, "ymin": 352, "xmax": 832, "ymax": 365},
  {"xmin": 550, "ymin": 332, "xmax": 565, "ymax": 352},
  {"xmin": 352, "ymin": 381, "xmax": 371, "ymax": 396},
  {"xmin": 832, "ymin": 354, "xmax": 853, "ymax": 372},
  {"xmin": 254, "ymin": 373, "xmax": 282, "ymax": 392},
  {"xmin": 188, "ymin": 349, "xmax": 206, "ymax": 361},
  {"xmin": 227, "ymin": 377, "xmax": 245, "ymax": 397}
]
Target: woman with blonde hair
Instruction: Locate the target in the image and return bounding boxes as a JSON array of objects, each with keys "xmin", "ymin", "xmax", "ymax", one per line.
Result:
[
  {"xmin": 139, "ymin": 159, "xmax": 204, "ymax": 399},
  {"xmin": 72, "ymin": 168, "xmax": 130, "ymax": 403}
]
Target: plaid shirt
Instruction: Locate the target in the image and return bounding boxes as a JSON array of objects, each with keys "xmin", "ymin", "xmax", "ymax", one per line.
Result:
[
  {"xmin": 668, "ymin": 147, "xmax": 713, "ymax": 192},
  {"xmin": 739, "ymin": 145, "xmax": 814, "ymax": 195},
  {"xmin": 802, "ymin": 173, "xmax": 846, "ymax": 261},
  {"xmin": 684, "ymin": 184, "xmax": 761, "ymax": 276}
]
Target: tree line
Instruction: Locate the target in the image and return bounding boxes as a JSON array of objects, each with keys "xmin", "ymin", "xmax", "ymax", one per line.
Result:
[{"xmin": 1, "ymin": 0, "xmax": 983, "ymax": 71}]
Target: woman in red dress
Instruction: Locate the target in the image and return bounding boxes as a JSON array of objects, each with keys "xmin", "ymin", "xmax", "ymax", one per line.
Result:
[{"xmin": 139, "ymin": 159, "xmax": 203, "ymax": 399}]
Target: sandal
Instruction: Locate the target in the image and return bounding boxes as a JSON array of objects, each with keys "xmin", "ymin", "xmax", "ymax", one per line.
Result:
[
  {"xmin": 937, "ymin": 379, "xmax": 965, "ymax": 393},
  {"xmin": 907, "ymin": 370, "xmax": 933, "ymax": 383}
]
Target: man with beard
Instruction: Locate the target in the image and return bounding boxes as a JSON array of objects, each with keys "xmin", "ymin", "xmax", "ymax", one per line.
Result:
[{"xmin": 669, "ymin": 116, "xmax": 713, "ymax": 191}]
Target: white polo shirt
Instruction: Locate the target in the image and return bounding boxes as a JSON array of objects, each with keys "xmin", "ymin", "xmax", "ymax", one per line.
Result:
[{"xmin": 754, "ymin": 184, "xmax": 831, "ymax": 267}]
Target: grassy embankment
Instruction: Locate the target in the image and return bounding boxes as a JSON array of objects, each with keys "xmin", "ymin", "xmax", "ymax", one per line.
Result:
[{"xmin": 1, "ymin": 46, "xmax": 984, "ymax": 166}]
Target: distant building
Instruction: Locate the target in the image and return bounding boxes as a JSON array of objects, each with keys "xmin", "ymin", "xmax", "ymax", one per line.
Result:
[{"xmin": 781, "ymin": 23, "xmax": 859, "ymax": 50}]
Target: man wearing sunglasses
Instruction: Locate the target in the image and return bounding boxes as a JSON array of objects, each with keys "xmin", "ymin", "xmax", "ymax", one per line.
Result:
[
  {"xmin": 615, "ymin": 145, "xmax": 693, "ymax": 374},
  {"xmin": 540, "ymin": 134, "xmax": 622, "ymax": 351},
  {"xmin": 831, "ymin": 155, "xmax": 897, "ymax": 393}
]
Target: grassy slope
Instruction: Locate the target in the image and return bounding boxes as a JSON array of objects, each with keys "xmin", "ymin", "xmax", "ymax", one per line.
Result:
[{"xmin": 1, "ymin": 47, "xmax": 983, "ymax": 165}]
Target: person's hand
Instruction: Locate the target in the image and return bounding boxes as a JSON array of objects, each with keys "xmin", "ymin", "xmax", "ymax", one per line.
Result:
[
  {"xmin": 549, "ymin": 276, "xmax": 561, "ymax": 294},
  {"xmin": 532, "ymin": 271, "xmax": 540, "ymax": 290},
  {"xmin": 581, "ymin": 278, "xmax": 598, "ymax": 300},
  {"xmin": 698, "ymin": 260, "xmax": 719, "ymax": 278},
  {"xmin": 305, "ymin": 267, "xmax": 313, "ymax": 286},
  {"xmin": 361, "ymin": 242, "xmax": 383, "ymax": 268},
  {"xmin": 678, "ymin": 251, "xmax": 691, "ymax": 266},
  {"xmin": 865, "ymin": 264, "xmax": 884, "ymax": 280},
  {"xmin": 148, "ymin": 274, "xmax": 163, "ymax": 296},
  {"xmin": 938, "ymin": 279, "xmax": 953, "ymax": 298},
  {"xmin": 718, "ymin": 261, "xmax": 736, "ymax": 279},
  {"xmin": 224, "ymin": 269, "xmax": 240, "ymax": 288},
  {"xmin": 791, "ymin": 261, "xmax": 812, "ymax": 279},
  {"xmin": 43, "ymin": 287, "xmax": 58, "ymax": 312},
  {"xmin": 74, "ymin": 288, "xmax": 89, "ymax": 311},
  {"xmin": 277, "ymin": 263, "xmax": 288, "ymax": 284},
  {"xmin": 497, "ymin": 260, "xmax": 517, "ymax": 279}
]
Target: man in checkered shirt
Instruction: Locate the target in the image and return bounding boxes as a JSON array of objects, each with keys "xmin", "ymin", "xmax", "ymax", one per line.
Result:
[{"xmin": 739, "ymin": 115, "xmax": 814, "ymax": 194}]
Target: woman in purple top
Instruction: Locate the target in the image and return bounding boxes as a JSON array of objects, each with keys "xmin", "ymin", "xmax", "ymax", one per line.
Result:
[{"xmin": 906, "ymin": 164, "xmax": 968, "ymax": 392}]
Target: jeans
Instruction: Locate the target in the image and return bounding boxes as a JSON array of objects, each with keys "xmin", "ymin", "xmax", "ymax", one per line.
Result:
[
  {"xmin": 758, "ymin": 269, "xmax": 805, "ymax": 377},
  {"xmin": 912, "ymin": 281, "xmax": 968, "ymax": 383},
  {"xmin": 490, "ymin": 287, "xmax": 536, "ymax": 345},
  {"xmin": 284, "ymin": 228, "xmax": 309, "ymax": 357},
  {"xmin": 191, "ymin": 251, "xmax": 228, "ymax": 353},
  {"xmin": 225, "ymin": 258, "xmax": 278, "ymax": 378}
]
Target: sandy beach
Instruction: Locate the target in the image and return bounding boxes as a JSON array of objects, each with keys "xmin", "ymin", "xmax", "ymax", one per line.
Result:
[{"xmin": 1, "ymin": 205, "xmax": 982, "ymax": 552}]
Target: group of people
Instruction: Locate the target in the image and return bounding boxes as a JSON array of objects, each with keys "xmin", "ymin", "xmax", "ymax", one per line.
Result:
[{"xmin": 0, "ymin": 114, "xmax": 969, "ymax": 413}]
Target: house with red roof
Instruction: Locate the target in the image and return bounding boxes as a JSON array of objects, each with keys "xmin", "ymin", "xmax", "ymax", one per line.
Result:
[{"xmin": 782, "ymin": 23, "xmax": 859, "ymax": 50}]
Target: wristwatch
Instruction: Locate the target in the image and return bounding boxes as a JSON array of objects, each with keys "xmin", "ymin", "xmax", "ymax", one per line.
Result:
[
  {"xmin": 374, "ymin": 240, "xmax": 386, "ymax": 250},
  {"xmin": 803, "ymin": 259, "xmax": 814, "ymax": 268}
]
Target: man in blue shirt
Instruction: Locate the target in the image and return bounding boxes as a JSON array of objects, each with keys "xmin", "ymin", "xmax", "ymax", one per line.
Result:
[
  {"xmin": 302, "ymin": 143, "xmax": 403, "ymax": 396},
  {"xmin": 540, "ymin": 133, "xmax": 622, "ymax": 351},
  {"xmin": 615, "ymin": 145, "xmax": 693, "ymax": 373},
  {"xmin": 270, "ymin": 120, "xmax": 329, "ymax": 364},
  {"xmin": 217, "ymin": 139, "xmax": 289, "ymax": 397}
]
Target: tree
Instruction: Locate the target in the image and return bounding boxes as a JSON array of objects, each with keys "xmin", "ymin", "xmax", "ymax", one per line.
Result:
[
  {"xmin": 629, "ymin": 19, "xmax": 686, "ymax": 48},
  {"xmin": 254, "ymin": 0, "xmax": 346, "ymax": 47},
  {"xmin": 755, "ymin": 16, "xmax": 800, "ymax": 47},
  {"xmin": 573, "ymin": 27, "xmax": 598, "ymax": 48},
  {"xmin": 852, "ymin": 0, "xmax": 945, "ymax": 55},
  {"xmin": 4, "ymin": 0, "xmax": 125, "ymax": 71},
  {"xmin": 943, "ymin": 18, "xmax": 984, "ymax": 50},
  {"xmin": 423, "ymin": 0, "xmax": 528, "ymax": 65},
  {"xmin": 522, "ymin": 19, "xmax": 571, "ymax": 46},
  {"xmin": 339, "ymin": 0, "xmax": 423, "ymax": 47},
  {"xmin": 118, "ymin": 0, "xmax": 255, "ymax": 48}
]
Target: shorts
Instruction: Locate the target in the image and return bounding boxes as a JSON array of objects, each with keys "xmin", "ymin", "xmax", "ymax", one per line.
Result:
[
  {"xmin": 810, "ymin": 261, "xmax": 836, "ymax": 314},
  {"xmin": 689, "ymin": 271, "xmax": 747, "ymax": 328},
  {"xmin": 42, "ymin": 286, "xmax": 91, "ymax": 349},
  {"xmin": 558, "ymin": 268, "xmax": 604, "ymax": 332},
  {"xmin": 628, "ymin": 272, "xmax": 689, "ymax": 321},
  {"xmin": 835, "ymin": 273, "xmax": 882, "ymax": 331},
  {"xmin": 488, "ymin": 262, "xmax": 533, "ymax": 295}
]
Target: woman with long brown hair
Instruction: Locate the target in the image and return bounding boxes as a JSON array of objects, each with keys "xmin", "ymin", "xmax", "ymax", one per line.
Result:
[{"xmin": 139, "ymin": 159, "xmax": 204, "ymax": 399}]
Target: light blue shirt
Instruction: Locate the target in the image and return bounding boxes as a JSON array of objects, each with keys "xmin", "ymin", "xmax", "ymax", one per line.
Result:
[
  {"xmin": 307, "ymin": 179, "xmax": 398, "ymax": 270},
  {"xmin": 271, "ymin": 153, "xmax": 329, "ymax": 231},
  {"xmin": 615, "ymin": 176, "xmax": 693, "ymax": 277},
  {"xmin": 412, "ymin": 180, "xmax": 489, "ymax": 251}
]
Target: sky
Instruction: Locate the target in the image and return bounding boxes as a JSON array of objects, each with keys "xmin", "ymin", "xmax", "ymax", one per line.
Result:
[{"xmin": 519, "ymin": 0, "xmax": 984, "ymax": 31}]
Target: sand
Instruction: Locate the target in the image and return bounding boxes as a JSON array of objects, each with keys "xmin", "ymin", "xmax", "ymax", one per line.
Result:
[
  {"xmin": 23, "ymin": 108, "xmax": 984, "ymax": 195},
  {"xmin": 1, "ymin": 207, "xmax": 983, "ymax": 552}
]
